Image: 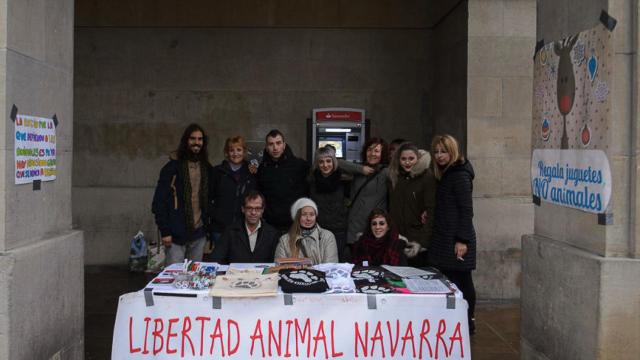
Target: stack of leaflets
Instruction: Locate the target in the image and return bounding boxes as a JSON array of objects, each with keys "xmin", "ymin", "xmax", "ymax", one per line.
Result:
[{"xmin": 381, "ymin": 265, "xmax": 454, "ymax": 294}]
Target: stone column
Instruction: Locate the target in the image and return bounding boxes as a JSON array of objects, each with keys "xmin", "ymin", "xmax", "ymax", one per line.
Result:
[
  {"xmin": 522, "ymin": 0, "xmax": 640, "ymax": 359},
  {"xmin": 0, "ymin": 0, "xmax": 83, "ymax": 359},
  {"xmin": 466, "ymin": 0, "xmax": 536, "ymax": 299}
]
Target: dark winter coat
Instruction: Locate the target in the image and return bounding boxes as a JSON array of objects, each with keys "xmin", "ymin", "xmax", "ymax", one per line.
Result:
[
  {"xmin": 428, "ymin": 160, "xmax": 477, "ymax": 271},
  {"xmin": 210, "ymin": 219, "xmax": 280, "ymax": 264},
  {"xmin": 308, "ymin": 169, "xmax": 348, "ymax": 234},
  {"xmin": 339, "ymin": 160, "xmax": 389, "ymax": 244},
  {"xmin": 257, "ymin": 145, "xmax": 309, "ymax": 230},
  {"xmin": 388, "ymin": 150, "xmax": 436, "ymax": 248},
  {"xmin": 151, "ymin": 158, "xmax": 213, "ymax": 245},
  {"xmin": 210, "ymin": 160, "xmax": 256, "ymax": 233}
]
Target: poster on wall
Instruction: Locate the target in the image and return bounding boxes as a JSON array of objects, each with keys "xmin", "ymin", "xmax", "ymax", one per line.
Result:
[
  {"xmin": 14, "ymin": 114, "xmax": 56, "ymax": 184},
  {"xmin": 531, "ymin": 23, "xmax": 613, "ymax": 214}
]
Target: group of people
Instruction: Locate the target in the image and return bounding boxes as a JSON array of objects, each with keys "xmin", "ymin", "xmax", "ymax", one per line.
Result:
[{"xmin": 151, "ymin": 124, "xmax": 477, "ymax": 333}]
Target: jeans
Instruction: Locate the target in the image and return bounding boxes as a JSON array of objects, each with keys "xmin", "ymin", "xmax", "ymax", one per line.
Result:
[{"xmin": 165, "ymin": 236, "xmax": 206, "ymax": 266}]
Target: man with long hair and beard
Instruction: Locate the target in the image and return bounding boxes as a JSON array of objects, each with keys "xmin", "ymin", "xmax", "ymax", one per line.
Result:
[{"xmin": 152, "ymin": 123, "xmax": 213, "ymax": 265}]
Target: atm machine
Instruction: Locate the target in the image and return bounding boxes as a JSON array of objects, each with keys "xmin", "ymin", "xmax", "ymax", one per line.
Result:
[{"xmin": 307, "ymin": 107, "xmax": 369, "ymax": 163}]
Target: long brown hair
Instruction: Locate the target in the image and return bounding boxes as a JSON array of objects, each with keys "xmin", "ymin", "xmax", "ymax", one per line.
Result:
[
  {"xmin": 177, "ymin": 123, "xmax": 210, "ymax": 164},
  {"xmin": 431, "ymin": 134, "xmax": 464, "ymax": 180}
]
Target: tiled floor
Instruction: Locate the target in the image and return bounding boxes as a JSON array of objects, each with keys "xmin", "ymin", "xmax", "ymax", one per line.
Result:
[
  {"xmin": 472, "ymin": 303, "xmax": 520, "ymax": 360},
  {"xmin": 86, "ymin": 266, "xmax": 520, "ymax": 359}
]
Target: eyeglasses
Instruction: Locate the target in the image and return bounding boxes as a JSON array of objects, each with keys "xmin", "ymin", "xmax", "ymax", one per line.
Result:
[
  {"xmin": 371, "ymin": 221, "xmax": 386, "ymax": 226},
  {"xmin": 244, "ymin": 206, "xmax": 264, "ymax": 213}
]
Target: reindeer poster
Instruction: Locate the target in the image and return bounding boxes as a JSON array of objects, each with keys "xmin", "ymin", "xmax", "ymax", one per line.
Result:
[{"xmin": 531, "ymin": 23, "xmax": 613, "ymax": 214}]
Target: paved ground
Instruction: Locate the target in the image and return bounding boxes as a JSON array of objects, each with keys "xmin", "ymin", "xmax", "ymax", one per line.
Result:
[{"xmin": 85, "ymin": 266, "xmax": 520, "ymax": 359}]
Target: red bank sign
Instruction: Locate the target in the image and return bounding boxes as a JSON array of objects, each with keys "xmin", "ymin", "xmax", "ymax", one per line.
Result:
[{"xmin": 315, "ymin": 111, "xmax": 363, "ymax": 122}]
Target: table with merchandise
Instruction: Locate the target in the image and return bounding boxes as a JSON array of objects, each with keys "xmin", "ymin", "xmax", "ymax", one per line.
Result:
[{"xmin": 112, "ymin": 261, "xmax": 471, "ymax": 360}]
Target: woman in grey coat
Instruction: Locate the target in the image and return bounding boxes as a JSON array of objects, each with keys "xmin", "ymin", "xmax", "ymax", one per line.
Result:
[
  {"xmin": 274, "ymin": 197, "xmax": 338, "ymax": 265},
  {"xmin": 339, "ymin": 137, "xmax": 390, "ymax": 246}
]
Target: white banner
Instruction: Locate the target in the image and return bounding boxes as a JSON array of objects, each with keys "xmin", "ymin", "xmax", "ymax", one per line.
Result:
[
  {"xmin": 531, "ymin": 149, "xmax": 612, "ymax": 213},
  {"xmin": 14, "ymin": 114, "xmax": 56, "ymax": 184},
  {"xmin": 113, "ymin": 292, "xmax": 470, "ymax": 359}
]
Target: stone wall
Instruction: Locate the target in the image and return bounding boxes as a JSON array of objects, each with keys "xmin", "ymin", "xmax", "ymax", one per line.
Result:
[
  {"xmin": 522, "ymin": 0, "xmax": 640, "ymax": 358},
  {"xmin": 0, "ymin": 0, "xmax": 83, "ymax": 359},
  {"xmin": 431, "ymin": 1, "xmax": 468, "ymax": 146},
  {"xmin": 466, "ymin": 0, "xmax": 536, "ymax": 299},
  {"xmin": 74, "ymin": 2, "xmax": 435, "ymax": 264},
  {"xmin": 73, "ymin": 0, "xmax": 535, "ymax": 301}
]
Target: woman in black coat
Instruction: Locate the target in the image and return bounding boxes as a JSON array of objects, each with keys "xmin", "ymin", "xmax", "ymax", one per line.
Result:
[
  {"xmin": 210, "ymin": 136, "xmax": 256, "ymax": 245},
  {"xmin": 428, "ymin": 134, "xmax": 477, "ymax": 334},
  {"xmin": 308, "ymin": 145, "xmax": 349, "ymax": 261}
]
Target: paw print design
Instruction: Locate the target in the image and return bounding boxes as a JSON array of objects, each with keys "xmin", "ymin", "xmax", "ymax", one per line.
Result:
[
  {"xmin": 326, "ymin": 268, "xmax": 350, "ymax": 279},
  {"xmin": 288, "ymin": 270, "xmax": 319, "ymax": 283},
  {"xmin": 231, "ymin": 279, "xmax": 261, "ymax": 289},
  {"xmin": 352, "ymin": 269, "xmax": 383, "ymax": 281},
  {"xmin": 359, "ymin": 285, "xmax": 393, "ymax": 294}
]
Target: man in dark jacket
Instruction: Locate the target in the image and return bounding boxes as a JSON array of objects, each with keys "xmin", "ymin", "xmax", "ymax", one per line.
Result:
[
  {"xmin": 151, "ymin": 124, "xmax": 213, "ymax": 265},
  {"xmin": 210, "ymin": 191, "xmax": 280, "ymax": 264},
  {"xmin": 256, "ymin": 129, "xmax": 309, "ymax": 232}
]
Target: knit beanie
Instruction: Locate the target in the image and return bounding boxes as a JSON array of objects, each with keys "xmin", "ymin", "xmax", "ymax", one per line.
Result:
[{"xmin": 290, "ymin": 197, "xmax": 318, "ymax": 220}]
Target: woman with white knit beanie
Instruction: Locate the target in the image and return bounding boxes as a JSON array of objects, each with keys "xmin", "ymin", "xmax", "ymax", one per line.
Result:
[{"xmin": 273, "ymin": 197, "xmax": 338, "ymax": 265}]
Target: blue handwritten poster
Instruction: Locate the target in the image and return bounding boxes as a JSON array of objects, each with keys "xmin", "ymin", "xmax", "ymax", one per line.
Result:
[{"xmin": 531, "ymin": 149, "xmax": 611, "ymax": 213}]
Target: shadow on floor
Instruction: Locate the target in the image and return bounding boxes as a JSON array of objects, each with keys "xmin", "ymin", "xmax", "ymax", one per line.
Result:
[{"xmin": 85, "ymin": 265, "xmax": 520, "ymax": 359}]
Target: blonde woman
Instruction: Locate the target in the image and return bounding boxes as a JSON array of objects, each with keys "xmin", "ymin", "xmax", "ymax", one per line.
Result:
[
  {"xmin": 388, "ymin": 142, "xmax": 435, "ymax": 266},
  {"xmin": 274, "ymin": 198, "xmax": 338, "ymax": 265},
  {"xmin": 429, "ymin": 134, "xmax": 477, "ymax": 334}
]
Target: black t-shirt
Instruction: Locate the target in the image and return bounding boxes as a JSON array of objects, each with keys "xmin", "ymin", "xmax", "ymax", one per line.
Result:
[
  {"xmin": 351, "ymin": 266, "xmax": 402, "ymax": 294},
  {"xmin": 279, "ymin": 269, "xmax": 329, "ymax": 293}
]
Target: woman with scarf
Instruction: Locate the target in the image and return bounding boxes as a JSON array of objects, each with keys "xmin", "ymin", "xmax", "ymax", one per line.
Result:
[
  {"xmin": 351, "ymin": 209, "xmax": 414, "ymax": 266},
  {"xmin": 274, "ymin": 198, "xmax": 338, "ymax": 265},
  {"xmin": 388, "ymin": 142, "xmax": 436, "ymax": 266},
  {"xmin": 308, "ymin": 145, "xmax": 348, "ymax": 261}
]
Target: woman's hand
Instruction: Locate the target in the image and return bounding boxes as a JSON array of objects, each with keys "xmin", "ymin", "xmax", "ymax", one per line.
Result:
[
  {"xmin": 362, "ymin": 166, "xmax": 375, "ymax": 176},
  {"xmin": 248, "ymin": 161, "xmax": 259, "ymax": 174},
  {"xmin": 454, "ymin": 242, "xmax": 467, "ymax": 260},
  {"xmin": 420, "ymin": 211, "xmax": 428, "ymax": 224}
]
